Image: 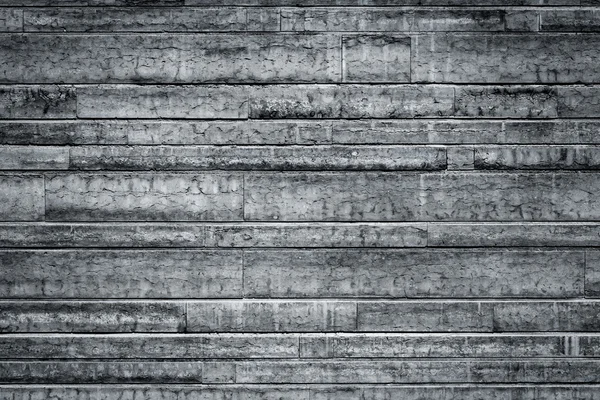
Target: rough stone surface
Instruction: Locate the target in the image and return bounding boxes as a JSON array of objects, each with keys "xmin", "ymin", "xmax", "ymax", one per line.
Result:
[{"xmin": 1, "ymin": 0, "xmax": 598, "ymax": 395}]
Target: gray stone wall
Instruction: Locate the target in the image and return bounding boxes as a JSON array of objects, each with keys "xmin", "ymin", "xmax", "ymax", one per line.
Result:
[{"xmin": 1, "ymin": 1, "xmax": 600, "ymax": 398}]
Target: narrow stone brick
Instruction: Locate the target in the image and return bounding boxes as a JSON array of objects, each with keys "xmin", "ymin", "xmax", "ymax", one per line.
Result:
[
  {"xmin": 206, "ymin": 223, "xmax": 427, "ymax": 247},
  {"xmin": 362, "ymin": 386, "xmax": 600, "ymax": 400},
  {"xmin": 46, "ymin": 173, "xmax": 243, "ymax": 221},
  {"xmin": 455, "ymin": 86, "xmax": 558, "ymax": 118},
  {"xmin": 557, "ymin": 86, "xmax": 600, "ymax": 118},
  {"xmin": 282, "ymin": 8, "xmax": 506, "ymax": 32},
  {"xmin": 0, "ymin": 250, "xmax": 242, "ymax": 298},
  {"xmin": 357, "ymin": 302, "xmax": 492, "ymax": 332},
  {"xmin": 413, "ymin": 34, "xmax": 599, "ymax": 83},
  {"xmin": 243, "ymin": 249, "xmax": 583, "ymax": 298},
  {"xmin": 0, "ymin": 301, "xmax": 186, "ymax": 333},
  {"xmin": 0, "ymin": 86, "xmax": 76, "ymax": 119},
  {"xmin": 447, "ymin": 146, "xmax": 474, "ymax": 170},
  {"xmin": 249, "ymin": 85, "xmax": 455, "ymax": 119},
  {"xmin": 0, "ymin": 386, "xmax": 310, "ymax": 400},
  {"xmin": 187, "ymin": 301, "xmax": 356, "ymax": 332},
  {"xmin": 504, "ymin": 121, "xmax": 600, "ymax": 144},
  {"xmin": 0, "ymin": 146, "xmax": 68, "ymax": 170},
  {"xmin": 0, "ymin": 9, "xmax": 22, "ymax": 32},
  {"xmin": 0, "ymin": 334, "xmax": 299, "ymax": 359},
  {"xmin": 0, "ymin": 121, "xmax": 129, "ymax": 145},
  {"xmin": 429, "ymin": 223, "xmax": 600, "ymax": 247},
  {"xmin": 0, "ymin": 223, "xmax": 206, "ymax": 247},
  {"xmin": 300, "ymin": 334, "xmax": 565, "ymax": 358},
  {"xmin": 541, "ymin": 9, "xmax": 600, "ymax": 32},
  {"xmin": 342, "ymin": 35, "xmax": 410, "ymax": 82},
  {"xmin": 332, "ymin": 121, "xmax": 504, "ymax": 144},
  {"xmin": 236, "ymin": 360, "xmax": 600, "ymax": 383},
  {"xmin": 69, "ymin": 145, "xmax": 446, "ymax": 171},
  {"xmin": 475, "ymin": 145, "xmax": 600, "ymax": 170},
  {"xmin": 492, "ymin": 301, "xmax": 600, "ymax": 332},
  {"xmin": 24, "ymin": 7, "xmax": 248, "ymax": 32},
  {"xmin": 78, "ymin": 85, "xmax": 248, "ymax": 119},
  {"xmin": 0, "ymin": 361, "xmax": 209, "ymax": 384},
  {"xmin": 0, "ymin": 175, "xmax": 44, "ymax": 221}
]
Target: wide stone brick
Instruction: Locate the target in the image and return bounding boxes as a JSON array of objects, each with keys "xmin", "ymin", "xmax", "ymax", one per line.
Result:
[
  {"xmin": 45, "ymin": 173, "xmax": 243, "ymax": 221},
  {"xmin": 243, "ymin": 249, "xmax": 583, "ymax": 298},
  {"xmin": 0, "ymin": 86, "xmax": 76, "ymax": 119},
  {"xmin": 0, "ymin": 250, "xmax": 243, "ymax": 298}
]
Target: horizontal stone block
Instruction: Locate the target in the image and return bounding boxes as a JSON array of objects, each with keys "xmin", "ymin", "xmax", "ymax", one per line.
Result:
[
  {"xmin": 243, "ymin": 249, "xmax": 583, "ymax": 298},
  {"xmin": 186, "ymin": 0, "xmax": 580, "ymax": 5},
  {"xmin": 244, "ymin": 172, "xmax": 423, "ymax": 221},
  {"xmin": 69, "ymin": 145, "xmax": 446, "ymax": 171},
  {"xmin": 246, "ymin": 8, "xmax": 280, "ymax": 31},
  {"xmin": 1, "ymin": 0, "xmax": 183, "ymax": 4},
  {"xmin": 541, "ymin": 10, "xmax": 600, "ymax": 32},
  {"xmin": 0, "ymin": 121, "xmax": 332, "ymax": 145},
  {"xmin": 0, "ymin": 361, "xmax": 227, "ymax": 384},
  {"xmin": 281, "ymin": 8, "xmax": 506, "ymax": 32},
  {"xmin": 557, "ymin": 86, "xmax": 600, "ymax": 118},
  {"xmin": 46, "ymin": 173, "xmax": 243, "ymax": 221},
  {"xmin": 505, "ymin": 10, "xmax": 539, "ymax": 31},
  {"xmin": 492, "ymin": 301, "xmax": 600, "ymax": 332},
  {"xmin": 0, "ymin": 250, "xmax": 242, "ymax": 298},
  {"xmin": 245, "ymin": 172, "xmax": 600, "ymax": 221},
  {"xmin": 236, "ymin": 360, "xmax": 600, "ymax": 383},
  {"xmin": 474, "ymin": 145, "xmax": 600, "ymax": 170},
  {"xmin": 0, "ymin": 223, "xmax": 205, "ymax": 247},
  {"xmin": 249, "ymin": 85, "xmax": 455, "ymax": 118},
  {"xmin": 188, "ymin": 301, "xmax": 356, "ymax": 332},
  {"xmin": 300, "ymin": 334, "xmax": 565, "ymax": 358},
  {"xmin": 0, "ymin": 86, "xmax": 76, "ymax": 119},
  {"xmin": 0, "ymin": 9, "xmax": 22, "ymax": 32},
  {"xmin": 24, "ymin": 7, "xmax": 250, "ymax": 32},
  {"xmin": 4, "ymin": 386, "xmax": 600, "ymax": 400},
  {"xmin": 455, "ymin": 86, "xmax": 558, "ymax": 118},
  {"xmin": 420, "ymin": 172, "xmax": 600, "ymax": 221},
  {"xmin": 362, "ymin": 386, "xmax": 600, "ymax": 400},
  {"xmin": 0, "ymin": 34, "xmax": 339, "ymax": 83},
  {"xmin": 429, "ymin": 223, "xmax": 600, "ymax": 247},
  {"xmin": 332, "ymin": 120, "xmax": 505, "ymax": 144},
  {"xmin": 504, "ymin": 121, "xmax": 600, "ymax": 144},
  {"xmin": 0, "ymin": 146, "xmax": 68, "ymax": 170},
  {"xmin": 0, "ymin": 175, "xmax": 44, "ymax": 221},
  {"xmin": 77, "ymin": 86, "xmax": 247, "ymax": 119},
  {"xmin": 342, "ymin": 35, "xmax": 410, "ymax": 82},
  {"xmin": 0, "ymin": 334, "xmax": 298, "ymax": 359},
  {"xmin": 357, "ymin": 302, "xmax": 492, "ymax": 332},
  {"xmin": 413, "ymin": 34, "xmax": 600, "ymax": 83},
  {"xmin": 0, "ymin": 386, "xmax": 310, "ymax": 400},
  {"xmin": 0, "ymin": 301, "xmax": 185, "ymax": 332},
  {"xmin": 206, "ymin": 223, "xmax": 427, "ymax": 247}
]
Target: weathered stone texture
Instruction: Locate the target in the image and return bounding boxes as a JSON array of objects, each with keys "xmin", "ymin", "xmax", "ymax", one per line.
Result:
[
  {"xmin": 45, "ymin": 173, "xmax": 243, "ymax": 221},
  {"xmin": 0, "ymin": 250, "xmax": 243, "ymax": 298}
]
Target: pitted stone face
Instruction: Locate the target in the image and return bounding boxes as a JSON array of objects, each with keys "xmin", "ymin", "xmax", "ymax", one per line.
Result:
[{"xmin": 0, "ymin": 0, "xmax": 598, "ymax": 396}]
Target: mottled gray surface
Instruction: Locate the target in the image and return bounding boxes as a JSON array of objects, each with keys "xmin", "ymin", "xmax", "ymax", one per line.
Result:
[{"xmin": 0, "ymin": 0, "xmax": 599, "ymax": 396}]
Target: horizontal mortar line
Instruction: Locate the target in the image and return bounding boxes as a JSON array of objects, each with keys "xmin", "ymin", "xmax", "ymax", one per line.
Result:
[
  {"xmin": 11, "ymin": 30, "xmax": 590, "ymax": 34},
  {"xmin": 0, "ymin": 245, "xmax": 592, "ymax": 249},
  {"xmin": 3, "ymin": 332, "xmax": 600, "ymax": 337},
  {"xmin": 7, "ymin": 81, "xmax": 600, "ymax": 87},
  {"xmin": 3, "ymin": 117, "xmax": 600, "ymax": 122},
  {"xmin": 0, "ymin": 220, "xmax": 597, "ymax": 225},
  {"xmin": 12, "ymin": 5, "xmax": 600, "ymax": 9},
  {"xmin": 8, "ymin": 143, "xmax": 600, "ymax": 147},
  {"xmin": 0, "ymin": 356, "xmax": 597, "ymax": 361},
  {"xmin": 2, "ymin": 383, "xmax": 600, "ymax": 387},
  {"xmin": 0, "ymin": 297, "xmax": 594, "ymax": 302}
]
